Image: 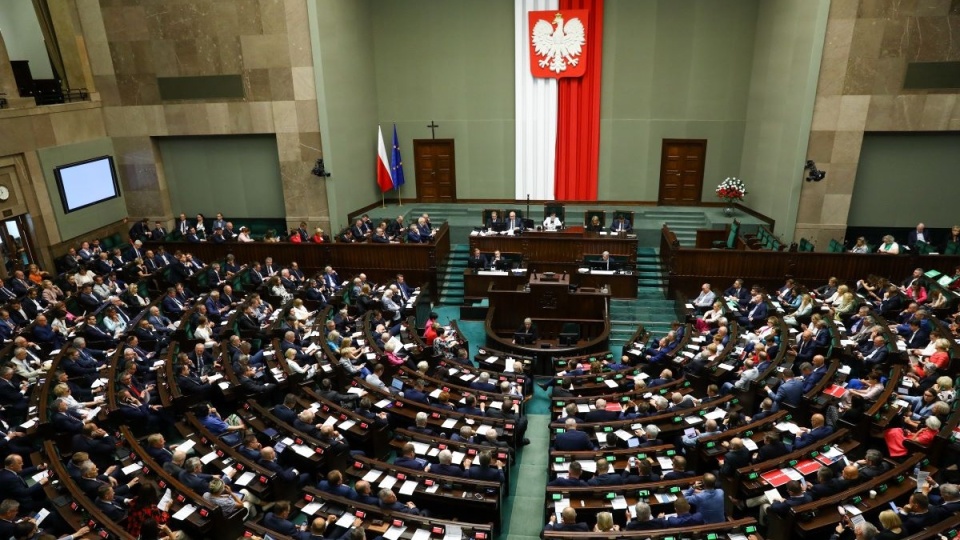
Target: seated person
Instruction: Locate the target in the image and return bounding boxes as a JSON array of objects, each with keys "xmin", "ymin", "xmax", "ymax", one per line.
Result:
[
  {"xmin": 486, "ymin": 250, "xmax": 508, "ymax": 270},
  {"xmin": 485, "ymin": 211, "xmax": 503, "ymax": 232},
  {"xmin": 504, "ymin": 211, "xmax": 524, "ymax": 232},
  {"xmin": 543, "ymin": 211, "xmax": 563, "ymax": 231},
  {"xmin": 586, "ymin": 215, "xmax": 603, "ymax": 232},
  {"xmin": 590, "ymin": 251, "xmax": 618, "ymax": 271},
  {"xmin": 514, "ymin": 318, "xmax": 537, "ymax": 344},
  {"xmin": 610, "ymin": 214, "xmax": 632, "ymax": 233}
]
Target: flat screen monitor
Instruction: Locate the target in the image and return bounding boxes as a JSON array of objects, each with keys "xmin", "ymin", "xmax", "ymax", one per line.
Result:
[
  {"xmin": 514, "ymin": 332, "xmax": 533, "ymax": 345},
  {"xmin": 559, "ymin": 333, "xmax": 578, "ymax": 346},
  {"xmin": 53, "ymin": 155, "xmax": 121, "ymax": 213}
]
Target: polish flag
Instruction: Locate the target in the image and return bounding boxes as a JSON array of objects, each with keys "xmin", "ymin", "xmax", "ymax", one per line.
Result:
[{"xmin": 376, "ymin": 125, "xmax": 393, "ymax": 192}]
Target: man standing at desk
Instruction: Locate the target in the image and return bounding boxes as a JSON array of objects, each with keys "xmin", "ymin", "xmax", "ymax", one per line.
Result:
[
  {"xmin": 514, "ymin": 318, "xmax": 538, "ymax": 344},
  {"xmin": 543, "ymin": 211, "xmax": 563, "ymax": 231},
  {"xmin": 505, "ymin": 211, "xmax": 524, "ymax": 232}
]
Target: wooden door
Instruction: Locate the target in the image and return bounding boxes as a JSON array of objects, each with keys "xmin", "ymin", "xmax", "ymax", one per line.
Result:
[
  {"xmin": 658, "ymin": 139, "xmax": 707, "ymax": 206},
  {"xmin": 413, "ymin": 139, "xmax": 456, "ymax": 203}
]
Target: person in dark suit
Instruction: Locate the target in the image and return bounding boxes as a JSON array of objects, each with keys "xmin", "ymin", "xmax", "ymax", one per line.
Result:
[
  {"xmin": 545, "ymin": 507, "xmax": 589, "ymax": 532},
  {"xmin": 504, "ymin": 211, "xmax": 524, "ymax": 232},
  {"xmin": 405, "ymin": 224, "xmax": 425, "ymax": 243},
  {"xmin": 801, "ymin": 355, "xmax": 829, "ymax": 393},
  {"xmin": 754, "ymin": 431, "xmax": 790, "ymax": 464},
  {"xmin": 611, "ymin": 215, "xmax": 632, "ymax": 232},
  {"xmin": 548, "ymin": 461, "xmax": 587, "ymax": 487},
  {"xmin": 177, "ymin": 457, "xmax": 214, "ymax": 494},
  {"xmin": 587, "ymin": 457, "xmax": 624, "ymax": 486},
  {"xmin": 723, "ymin": 279, "xmax": 750, "ymax": 307},
  {"xmin": 71, "ymin": 423, "xmax": 117, "ymax": 467},
  {"xmin": 394, "ymin": 443, "xmax": 427, "ymax": 471},
  {"xmin": 663, "ymin": 456, "xmax": 696, "ymax": 481},
  {"xmin": 262, "ymin": 501, "xmax": 301, "ymax": 537},
  {"xmin": 857, "ymin": 335, "xmax": 889, "ymax": 370},
  {"xmin": 378, "ymin": 488, "xmax": 421, "ymax": 515},
  {"xmin": 900, "ymin": 492, "xmax": 938, "ymax": 535},
  {"xmin": 739, "ymin": 294, "xmax": 769, "ymax": 329},
  {"xmin": 720, "ymin": 438, "xmax": 753, "ymax": 477},
  {"xmin": 513, "ymin": 318, "xmax": 538, "ymax": 344},
  {"xmin": 856, "ymin": 449, "xmax": 891, "ymax": 480},
  {"xmin": 765, "ymin": 370, "xmax": 803, "ymax": 411},
  {"xmin": 584, "ymin": 398, "xmax": 620, "ymax": 423},
  {"xmin": 467, "ymin": 248, "xmax": 488, "ymax": 270},
  {"xmin": 662, "ymin": 496, "xmax": 705, "ymax": 527},
  {"xmin": 465, "ymin": 451, "xmax": 505, "ymax": 483},
  {"xmin": 456, "ymin": 395, "xmax": 484, "ymax": 416},
  {"xmin": 485, "ymin": 211, "xmax": 503, "ymax": 231},
  {"xmin": 175, "ymin": 363, "xmax": 213, "ymax": 400},
  {"xmin": 259, "ymin": 447, "xmax": 310, "ymax": 486},
  {"xmin": 94, "ymin": 485, "xmax": 128, "ymax": 522},
  {"xmin": 625, "ymin": 502, "xmax": 664, "ymax": 530},
  {"xmin": 403, "ymin": 379, "xmax": 430, "ymax": 404},
  {"xmin": 429, "ymin": 450, "xmax": 465, "ymax": 478},
  {"xmin": 487, "ymin": 250, "xmax": 507, "ymax": 270},
  {"xmin": 767, "ymin": 480, "xmax": 812, "ymax": 518},
  {"xmin": 50, "ymin": 398, "xmax": 85, "ymax": 434},
  {"xmin": 553, "ymin": 418, "xmax": 596, "ymax": 451},
  {"xmin": 0, "ymin": 454, "xmax": 49, "ymax": 512},
  {"xmin": 0, "ymin": 367, "xmax": 29, "ymax": 421},
  {"xmin": 807, "ymin": 466, "xmax": 842, "ymax": 500},
  {"xmin": 272, "ymin": 394, "xmax": 299, "ymax": 425}
]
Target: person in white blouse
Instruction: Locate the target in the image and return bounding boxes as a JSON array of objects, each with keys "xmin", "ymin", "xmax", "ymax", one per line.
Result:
[
  {"xmin": 236, "ymin": 226, "xmax": 254, "ymax": 242},
  {"xmin": 53, "ymin": 382, "xmax": 101, "ymax": 414},
  {"xmin": 74, "ymin": 268, "xmax": 95, "ymax": 287},
  {"xmin": 269, "ymin": 277, "xmax": 293, "ymax": 304},
  {"xmin": 193, "ymin": 316, "xmax": 216, "ymax": 349},
  {"xmin": 284, "ymin": 348, "xmax": 307, "ymax": 375},
  {"xmin": 543, "ymin": 211, "xmax": 563, "ymax": 231},
  {"xmin": 289, "ymin": 298, "xmax": 311, "ymax": 322}
]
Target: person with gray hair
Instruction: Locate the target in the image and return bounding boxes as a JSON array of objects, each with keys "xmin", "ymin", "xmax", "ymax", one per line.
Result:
[
  {"xmin": 429, "ymin": 449, "xmax": 464, "ymax": 477},
  {"xmin": 857, "ymin": 449, "xmax": 891, "ymax": 479},
  {"xmin": 626, "ymin": 501, "xmax": 660, "ymax": 530},
  {"xmin": 931, "ymin": 483, "xmax": 960, "ymax": 518}
]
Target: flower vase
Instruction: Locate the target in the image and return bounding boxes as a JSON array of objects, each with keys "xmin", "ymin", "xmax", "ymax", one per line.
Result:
[{"xmin": 723, "ymin": 203, "xmax": 735, "ymax": 217}]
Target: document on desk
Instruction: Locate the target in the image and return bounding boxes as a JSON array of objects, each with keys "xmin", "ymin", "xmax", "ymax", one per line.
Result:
[
  {"xmin": 704, "ymin": 408, "xmax": 727, "ymax": 420},
  {"xmin": 200, "ymin": 451, "xmax": 218, "ymax": 464},
  {"xmin": 362, "ymin": 469, "xmax": 383, "ymax": 482},
  {"xmin": 302, "ymin": 502, "xmax": 323, "ymax": 515},
  {"xmin": 451, "ymin": 451, "xmax": 466, "ymax": 465},
  {"xmin": 555, "ymin": 499, "xmax": 570, "ymax": 520},
  {"xmin": 657, "ymin": 456, "xmax": 674, "ymax": 470},
  {"xmin": 441, "ymin": 418, "xmax": 458, "ymax": 429},
  {"xmin": 411, "ymin": 442, "xmax": 430, "ymax": 455},
  {"xmin": 378, "ymin": 475, "xmax": 398, "ymax": 490},
  {"xmin": 411, "ymin": 529, "xmax": 431, "ymax": 540},
  {"xmin": 655, "ymin": 493, "xmax": 678, "ymax": 503},
  {"xmin": 338, "ymin": 420, "xmax": 356, "ymax": 431},
  {"xmin": 615, "ymin": 429, "xmax": 633, "ymax": 441},
  {"xmin": 172, "ymin": 504, "xmax": 196, "ymax": 521},
  {"xmin": 485, "ymin": 356, "xmax": 499, "ymax": 364},
  {"xmin": 604, "ymin": 379, "xmax": 619, "ymax": 388},
  {"xmin": 292, "ymin": 444, "xmax": 315, "ymax": 458},
  {"xmin": 399, "ymin": 480, "xmax": 418, "ymax": 495},
  {"xmin": 443, "ymin": 524, "xmax": 462, "ymax": 540},
  {"xmin": 122, "ymin": 463, "xmax": 143, "ymax": 475},
  {"xmin": 743, "ymin": 438, "xmax": 759, "ymax": 451},
  {"xmin": 611, "ymin": 495, "xmax": 628, "ymax": 510},
  {"xmin": 764, "ymin": 488, "xmax": 783, "ymax": 503},
  {"xmin": 177, "ymin": 439, "xmax": 196, "ymax": 454},
  {"xmin": 235, "ymin": 471, "xmax": 255, "ymax": 486},
  {"xmin": 383, "ymin": 525, "xmax": 407, "ymax": 540}
]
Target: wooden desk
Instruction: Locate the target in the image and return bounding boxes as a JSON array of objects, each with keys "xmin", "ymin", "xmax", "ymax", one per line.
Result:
[
  {"xmin": 463, "ymin": 268, "xmax": 638, "ymax": 299},
  {"xmin": 484, "ymin": 274, "xmax": 611, "ymax": 371},
  {"xmin": 145, "ymin": 223, "xmax": 451, "ymax": 297},
  {"xmin": 469, "ymin": 230, "xmax": 637, "ymax": 267}
]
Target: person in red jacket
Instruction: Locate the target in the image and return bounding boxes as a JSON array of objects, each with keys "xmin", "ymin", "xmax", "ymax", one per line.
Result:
[{"xmin": 885, "ymin": 416, "xmax": 941, "ymax": 458}]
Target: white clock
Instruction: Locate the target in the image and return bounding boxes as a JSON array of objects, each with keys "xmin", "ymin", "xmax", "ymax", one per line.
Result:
[{"xmin": 0, "ymin": 186, "xmax": 9, "ymax": 201}]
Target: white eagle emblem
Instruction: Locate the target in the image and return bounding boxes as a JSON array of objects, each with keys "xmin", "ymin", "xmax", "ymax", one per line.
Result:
[{"xmin": 531, "ymin": 12, "xmax": 586, "ymax": 74}]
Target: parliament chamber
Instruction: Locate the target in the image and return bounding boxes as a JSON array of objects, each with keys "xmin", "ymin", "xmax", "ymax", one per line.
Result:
[{"xmin": 5, "ymin": 0, "xmax": 960, "ymax": 538}]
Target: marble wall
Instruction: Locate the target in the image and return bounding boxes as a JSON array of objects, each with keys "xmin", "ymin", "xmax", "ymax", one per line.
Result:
[
  {"xmin": 81, "ymin": 0, "xmax": 328, "ymax": 230},
  {"xmin": 794, "ymin": 0, "xmax": 960, "ymax": 248}
]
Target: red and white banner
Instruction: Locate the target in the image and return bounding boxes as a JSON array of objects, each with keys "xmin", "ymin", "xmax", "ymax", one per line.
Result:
[
  {"xmin": 528, "ymin": 10, "xmax": 588, "ymax": 78},
  {"xmin": 376, "ymin": 125, "xmax": 393, "ymax": 193}
]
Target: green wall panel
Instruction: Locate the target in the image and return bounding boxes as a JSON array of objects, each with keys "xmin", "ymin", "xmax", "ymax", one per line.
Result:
[
  {"xmin": 848, "ymin": 133, "xmax": 960, "ymax": 228},
  {"xmin": 157, "ymin": 135, "xmax": 285, "ymax": 218}
]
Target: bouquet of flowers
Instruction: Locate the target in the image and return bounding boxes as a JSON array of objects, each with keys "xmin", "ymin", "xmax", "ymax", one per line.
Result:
[{"xmin": 716, "ymin": 177, "xmax": 747, "ymax": 203}]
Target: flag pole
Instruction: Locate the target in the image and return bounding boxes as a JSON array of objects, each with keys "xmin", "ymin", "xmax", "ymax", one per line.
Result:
[{"xmin": 381, "ymin": 191, "xmax": 385, "ymax": 209}]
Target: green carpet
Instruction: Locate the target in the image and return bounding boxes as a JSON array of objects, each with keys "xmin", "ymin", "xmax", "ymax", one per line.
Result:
[{"xmin": 499, "ymin": 414, "xmax": 550, "ymax": 540}]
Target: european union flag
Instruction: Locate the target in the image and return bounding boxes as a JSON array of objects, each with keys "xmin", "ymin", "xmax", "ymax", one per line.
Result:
[{"xmin": 391, "ymin": 124, "xmax": 405, "ymax": 189}]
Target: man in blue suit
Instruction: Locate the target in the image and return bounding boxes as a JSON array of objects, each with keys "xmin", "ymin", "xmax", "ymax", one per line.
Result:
[
  {"xmin": 469, "ymin": 372, "xmax": 498, "ymax": 392},
  {"xmin": 765, "ymin": 369, "xmax": 803, "ymax": 411},
  {"xmin": 801, "ymin": 355, "xmax": 829, "ymax": 393},
  {"xmin": 662, "ymin": 496, "xmax": 705, "ymax": 527},
  {"xmin": 857, "ymin": 335, "xmax": 888, "ymax": 370},
  {"xmin": 793, "ymin": 330, "xmax": 817, "ymax": 365},
  {"xmin": 317, "ymin": 470, "xmax": 358, "ymax": 500},
  {"xmin": 259, "ymin": 446, "xmax": 310, "ymax": 486},
  {"xmin": 394, "ymin": 444, "xmax": 427, "ymax": 471},
  {"xmin": 611, "ymin": 215, "xmax": 632, "ymax": 232},
  {"xmin": 793, "ymin": 413, "xmax": 833, "ymax": 449},
  {"xmin": 766, "ymin": 480, "xmax": 812, "ymax": 518},
  {"xmin": 548, "ymin": 461, "xmax": 587, "ymax": 486},
  {"xmin": 739, "ymin": 294, "xmax": 768, "ymax": 329},
  {"xmin": 553, "ymin": 418, "xmax": 596, "ymax": 451},
  {"xmin": 724, "ymin": 279, "xmax": 751, "ymax": 308}
]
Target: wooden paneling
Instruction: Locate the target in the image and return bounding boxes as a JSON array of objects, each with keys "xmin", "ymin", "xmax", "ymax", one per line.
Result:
[
  {"xmin": 147, "ymin": 224, "xmax": 450, "ymax": 294},
  {"xmin": 469, "ymin": 232, "xmax": 637, "ymax": 265},
  {"xmin": 661, "ymin": 227, "xmax": 960, "ymax": 295}
]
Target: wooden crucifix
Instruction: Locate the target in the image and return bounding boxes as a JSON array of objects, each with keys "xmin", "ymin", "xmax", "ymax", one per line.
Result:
[{"xmin": 427, "ymin": 121, "xmax": 439, "ymax": 139}]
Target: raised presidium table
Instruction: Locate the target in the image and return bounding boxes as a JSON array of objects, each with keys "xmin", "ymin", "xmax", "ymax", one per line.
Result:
[
  {"xmin": 484, "ymin": 272, "xmax": 610, "ymax": 375},
  {"xmin": 467, "ymin": 226, "xmax": 639, "ymax": 299}
]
